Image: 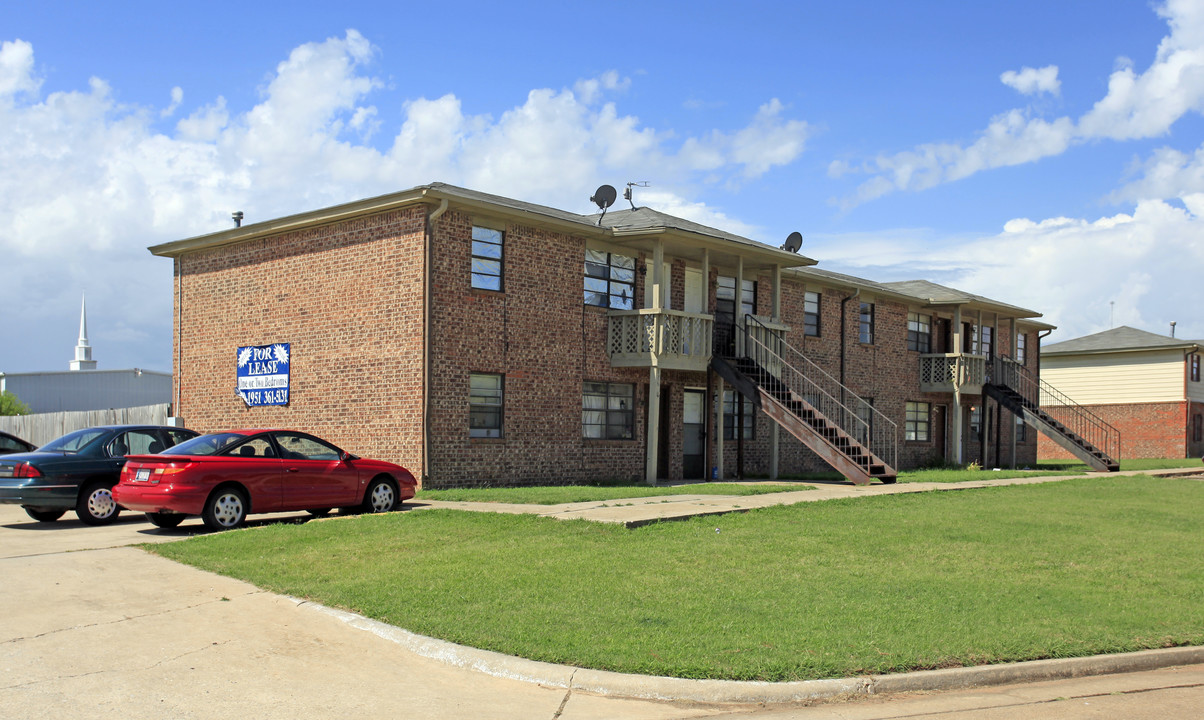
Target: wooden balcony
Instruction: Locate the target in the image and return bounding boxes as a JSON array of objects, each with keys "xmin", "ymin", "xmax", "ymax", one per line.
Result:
[
  {"xmin": 607, "ymin": 309, "xmax": 714, "ymax": 371},
  {"xmin": 919, "ymin": 353, "xmax": 986, "ymax": 394}
]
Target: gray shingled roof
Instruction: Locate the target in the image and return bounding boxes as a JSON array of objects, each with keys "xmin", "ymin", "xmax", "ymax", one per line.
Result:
[
  {"xmin": 1043, "ymin": 326, "xmax": 1201, "ymax": 355},
  {"xmin": 593, "ymin": 207, "xmax": 753, "ymax": 245}
]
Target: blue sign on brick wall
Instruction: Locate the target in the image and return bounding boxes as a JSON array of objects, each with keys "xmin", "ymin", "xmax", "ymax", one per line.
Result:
[{"xmin": 237, "ymin": 343, "xmax": 290, "ymax": 406}]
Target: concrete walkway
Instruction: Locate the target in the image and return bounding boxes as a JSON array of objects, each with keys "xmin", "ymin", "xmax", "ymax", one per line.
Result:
[{"xmin": 413, "ymin": 466, "xmax": 1204, "ymax": 526}]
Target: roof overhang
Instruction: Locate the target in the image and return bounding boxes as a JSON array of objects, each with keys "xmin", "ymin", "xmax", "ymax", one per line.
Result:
[{"xmin": 150, "ymin": 185, "xmax": 814, "ymax": 272}]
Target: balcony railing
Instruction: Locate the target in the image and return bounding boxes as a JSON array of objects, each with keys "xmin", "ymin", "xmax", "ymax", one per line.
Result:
[
  {"xmin": 919, "ymin": 353, "xmax": 986, "ymax": 393},
  {"xmin": 608, "ymin": 309, "xmax": 714, "ymax": 371}
]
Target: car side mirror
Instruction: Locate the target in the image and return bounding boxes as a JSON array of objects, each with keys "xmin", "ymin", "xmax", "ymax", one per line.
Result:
[{"xmin": 341, "ymin": 451, "xmax": 358, "ymax": 462}]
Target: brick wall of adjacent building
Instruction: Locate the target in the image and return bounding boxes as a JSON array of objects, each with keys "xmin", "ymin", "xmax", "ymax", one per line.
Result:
[
  {"xmin": 173, "ymin": 208, "xmax": 427, "ymax": 477},
  {"xmin": 1039, "ymin": 400, "xmax": 1189, "ymax": 459}
]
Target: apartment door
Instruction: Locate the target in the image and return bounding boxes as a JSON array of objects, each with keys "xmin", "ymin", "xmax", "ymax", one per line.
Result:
[
  {"xmin": 933, "ymin": 318, "xmax": 951, "ymax": 353},
  {"xmin": 932, "ymin": 404, "xmax": 948, "ymax": 462},
  {"xmin": 682, "ymin": 389, "xmax": 706, "ymax": 479}
]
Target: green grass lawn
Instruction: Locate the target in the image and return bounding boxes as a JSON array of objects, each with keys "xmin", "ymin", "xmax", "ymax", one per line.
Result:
[
  {"xmin": 150, "ymin": 475, "xmax": 1204, "ymax": 682},
  {"xmin": 417, "ymin": 481, "xmax": 814, "ymax": 505}
]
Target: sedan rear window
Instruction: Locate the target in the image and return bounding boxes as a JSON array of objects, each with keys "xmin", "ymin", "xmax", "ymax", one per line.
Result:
[
  {"xmin": 163, "ymin": 433, "xmax": 246, "ymax": 456},
  {"xmin": 40, "ymin": 428, "xmax": 109, "ymax": 454}
]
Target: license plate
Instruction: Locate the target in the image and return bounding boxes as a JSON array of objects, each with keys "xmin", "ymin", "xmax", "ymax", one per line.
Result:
[{"xmin": 135, "ymin": 469, "xmax": 151, "ymax": 482}]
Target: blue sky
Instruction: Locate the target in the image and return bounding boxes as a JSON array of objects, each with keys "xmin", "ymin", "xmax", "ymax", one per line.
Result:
[{"xmin": 2, "ymin": 1, "xmax": 1202, "ymax": 374}]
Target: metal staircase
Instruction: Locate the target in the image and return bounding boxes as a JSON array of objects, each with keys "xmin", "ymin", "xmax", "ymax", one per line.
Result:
[
  {"xmin": 985, "ymin": 356, "xmax": 1120, "ymax": 472},
  {"xmin": 712, "ymin": 315, "xmax": 898, "ymax": 485}
]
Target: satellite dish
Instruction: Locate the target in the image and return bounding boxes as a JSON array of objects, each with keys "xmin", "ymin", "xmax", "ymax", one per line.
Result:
[
  {"xmin": 591, "ymin": 184, "xmax": 618, "ymax": 225},
  {"xmin": 781, "ymin": 231, "xmax": 803, "ymax": 253},
  {"xmin": 591, "ymin": 185, "xmax": 617, "ymax": 210}
]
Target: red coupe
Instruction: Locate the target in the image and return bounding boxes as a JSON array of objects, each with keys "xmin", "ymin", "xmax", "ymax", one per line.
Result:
[{"xmin": 114, "ymin": 429, "xmax": 417, "ymax": 530}]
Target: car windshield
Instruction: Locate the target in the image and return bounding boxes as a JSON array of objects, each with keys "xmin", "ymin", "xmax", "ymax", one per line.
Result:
[
  {"xmin": 161, "ymin": 433, "xmax": 247, "ymax": 456},
  {"xmin": 39, "ymin": 428, "xmax": 110, "ymax": 454}
]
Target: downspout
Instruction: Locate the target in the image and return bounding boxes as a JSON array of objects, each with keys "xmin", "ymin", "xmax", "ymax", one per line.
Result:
[
  {"xmin": 840, "ymin": 289, "xmax": 860, "ymax": 387},
  {"xmin": 175, "ymin": 257, "xmax": 182, "ymax": 422},
  {"xmin": 423, "ymin": 198, "xmax": 449, "ymax": 488}
]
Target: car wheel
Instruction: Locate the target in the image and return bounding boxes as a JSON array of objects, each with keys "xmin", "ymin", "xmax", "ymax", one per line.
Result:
[
  {"xmin": 24, "ymin": 508, "xmax": 65, "ymax": 522},
  {"xmin": 202, "ymin": 487, "xmax": 247, "ymax": 530},
  {"xmin": 146, "ymin": 512, "xmax": 185, "ymax": 529},
  {"xmin": 76, "ymin": 482, "xmax": 122, "ymax": 525},
  {"xmin": 362, "ymin": 477, "xmax": 399, "ymax": 513},
  {"xmin": 307, "ymin": 508, "xmax": 332, "ymax": 518}
]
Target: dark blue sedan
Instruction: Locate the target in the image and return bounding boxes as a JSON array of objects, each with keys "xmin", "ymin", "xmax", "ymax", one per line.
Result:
[{"xmin": 0, "ymin": 425, "xmax": 198, "ymax": 524}]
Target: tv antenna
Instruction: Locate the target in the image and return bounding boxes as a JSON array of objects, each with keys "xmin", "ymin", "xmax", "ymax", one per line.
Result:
[
  {"xmin": 780, "ymin": 231, "xmax": 803, "ymax": 253},
  {"xmin": 624, "ymin": 181, "xmax": 649, "ymax": 210},
  {"xmin": 590, "ymin": 184, "xmax": 617, "ymax": 225}
]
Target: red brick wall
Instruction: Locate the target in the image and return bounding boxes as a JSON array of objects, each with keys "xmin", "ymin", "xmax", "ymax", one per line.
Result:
[
  {"xmin": 424, "ymin": 210, "xmax": 651, "ymax": 487},
  {"xmin": 173, "ymin": 208, "xmax": 427, "ymax": 477},
  {"xmin": 1039, "ymin": 401, "xmax": 1189, "ymax": 459}
]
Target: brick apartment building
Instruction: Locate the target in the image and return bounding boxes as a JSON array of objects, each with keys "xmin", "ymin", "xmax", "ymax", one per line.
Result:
[
  {"xmin": 1040, "ymin": 326, "xmax": 1203, "ymax": 459},
  {"xmin": 150, "ymin": 183, "xmax": 1107, "ymax": 488}
]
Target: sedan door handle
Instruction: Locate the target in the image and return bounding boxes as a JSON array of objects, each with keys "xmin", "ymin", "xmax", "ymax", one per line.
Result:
[{"xmin": 286, "ymin": 467, "xmax": 300, "ymax": 472}]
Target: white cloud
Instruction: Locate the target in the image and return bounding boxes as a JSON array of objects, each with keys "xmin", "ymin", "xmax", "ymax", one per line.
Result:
[
  {"xmin": 817, "ymin": 200, "xmax": 1204, "ymax": 343},
  {"xmin": 1000, "ymin": 65, "xmax": 1061, "ymax": 96},
  {"xmin": 842, "ymin": 0, "xmax": 1204, "ymax": 207},
  {"xmin": 0, "ymin": 39, "xmax": 39, "ymax": 98},
  {"xmin": 0, "ymin": 32, "xmax": 811, "ymax": 372}
]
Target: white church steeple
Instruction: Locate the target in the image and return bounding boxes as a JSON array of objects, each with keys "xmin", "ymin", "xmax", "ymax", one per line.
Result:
[{"xmin": 69, "ymin": 293, "xmax": 97, "ymax": 371}]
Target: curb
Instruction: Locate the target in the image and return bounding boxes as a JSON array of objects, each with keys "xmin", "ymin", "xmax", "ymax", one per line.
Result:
[{"xmin": 295, "ymin": 598, "xmax": 1204, "ymax": 704}]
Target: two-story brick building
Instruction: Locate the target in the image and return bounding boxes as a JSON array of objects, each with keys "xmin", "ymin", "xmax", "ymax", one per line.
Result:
[
  {"xmin": 150, "ymin": 183, "xmax": 1111, "ymax": 488},
  {"xmin": 1040, "ymin": 326, "xmax": 1202, "ymax": 459}
]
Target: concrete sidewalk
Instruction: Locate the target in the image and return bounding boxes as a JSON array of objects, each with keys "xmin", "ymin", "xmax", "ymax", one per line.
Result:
[{"xmin": 413, "ymin": 466, "xmax": 1204, "ymax": 526}]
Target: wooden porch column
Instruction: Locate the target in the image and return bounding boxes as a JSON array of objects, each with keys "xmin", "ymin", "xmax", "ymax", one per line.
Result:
[
  {"xmin": 645, "ymin": 364, "xmax": 661, "ymax": 485},
  {"xmin": 652, "ymin": 241, "xmax": 665, "ymax": 310},
  {"xmin": 951, "ymin": 306, "xmax": 963, "ymax": 465}
]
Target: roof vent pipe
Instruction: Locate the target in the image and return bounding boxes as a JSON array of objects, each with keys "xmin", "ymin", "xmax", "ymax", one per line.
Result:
[{"xmin": 232, "ymin": 211, "xmax": 244, "ymax": 228}]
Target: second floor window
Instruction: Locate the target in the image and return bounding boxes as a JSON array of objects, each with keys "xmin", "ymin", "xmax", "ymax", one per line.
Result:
[
  {"xmin": 981, "ymin": 326, "xmax": 993, "ymax": 358},
  {"xmin": 584, "ymin": 250, "xmax": 635, "ymax": 309},
  {"xmin": 716, "ymin": 276, "xmax": 756, "ymax": 325},
  {"xmin": 804, "ymin": 291, "xmax": 821, "ymax": 336},
  {"xmin": 859, "ymin": 302, "xmax": 875, "ymax": 344},
  {"xmin": 469, "ymin": 373, "xmax": 503, "ymax": 438},
  {"xmin": 1017, "ymin": 333, "xmax": 1027, "ymax": 365},
  {"xmin": 1192, "ymin": 354, "xmax": 1200, "ymax": 382},
  {"xmin": 471, "ymin": 226, "xmax": 504, "ymax": 291},
  {"xmin": 907, "ymin": 312, "xmax": 931, "ymax": 352}
]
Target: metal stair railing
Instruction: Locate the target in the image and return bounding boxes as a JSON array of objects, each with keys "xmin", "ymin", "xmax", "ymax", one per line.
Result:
[
  {"xmin": 741, "ymin": 315, "xmax": 897, "ymax": 472},
  {"xmin": 987, "ymin": 355, "xmax": 1120, "ymax": 463}
]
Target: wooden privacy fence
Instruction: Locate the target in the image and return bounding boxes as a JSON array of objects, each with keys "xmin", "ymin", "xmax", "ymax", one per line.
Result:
[{"xmin": 0, "ymin": 404, "xmax": 172, "ymax": 447}]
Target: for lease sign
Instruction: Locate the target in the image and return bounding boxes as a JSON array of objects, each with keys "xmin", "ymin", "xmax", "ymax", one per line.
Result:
[{"xmin": 237, "ymin": 343, "xmax": 290, "ymax": 406}]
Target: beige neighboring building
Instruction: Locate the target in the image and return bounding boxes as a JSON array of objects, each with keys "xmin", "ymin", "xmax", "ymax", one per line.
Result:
[{"xmin": 1040, "ymin": 326, "xmax": 1203, "ymax": 459}]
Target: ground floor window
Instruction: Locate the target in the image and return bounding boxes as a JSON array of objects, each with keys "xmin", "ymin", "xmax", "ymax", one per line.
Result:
[
  {"xmin": 583, "ymin": 382, "xmax": 635, "ymax": 439},
  {"xmin": 905, "ymin": 401, "xmax": 930, "ymax": 441},
  {"xmin": 1016, "ymin": 414, "xmax": 1027, "ymax": 442},
  {"xmin": 469, "ymin": 373, "xmax": 503, "ymax": 438},
  {"xmin": 723, "ymin": 389, "xmax": 755, "ymax": 440}
]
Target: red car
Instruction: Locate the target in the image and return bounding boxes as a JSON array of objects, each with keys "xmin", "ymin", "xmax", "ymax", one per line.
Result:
[{"xmin": 114, "ymin": 429, "xmax": 416, "ymax": 530}]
